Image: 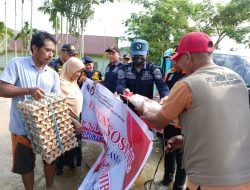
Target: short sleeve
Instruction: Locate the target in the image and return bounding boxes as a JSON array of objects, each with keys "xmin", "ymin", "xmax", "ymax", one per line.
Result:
[
  {"xmin": 0, "ymin": 58, "xmax": 19, "ymax": 85},
  {"xmin": 159, "ymin": 81, "xmax": 192, "ymax": 121}
]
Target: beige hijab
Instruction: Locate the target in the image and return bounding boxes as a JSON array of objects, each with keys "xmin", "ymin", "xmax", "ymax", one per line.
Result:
[{"xmin": 60, "ymin": 57, "xmax": 85, "ymax": 117}]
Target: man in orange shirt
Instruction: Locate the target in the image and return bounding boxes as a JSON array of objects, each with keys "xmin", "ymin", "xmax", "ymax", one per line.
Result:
[{"xmin": 136, "ymin": 32, "xmax": 250, "ymax": 190}]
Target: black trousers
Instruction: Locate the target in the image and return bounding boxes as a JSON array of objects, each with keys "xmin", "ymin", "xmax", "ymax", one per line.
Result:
[
  {"xmin": 163, "ymin": 149, "xmax": 186, "ymax": 189},
  {"xmin": 56, "ymin": 134, "xmax": 82, "ymax": 171},
  {"xmin": 163, "ymin": 124, "xmax": 186, "ymax": 190}
]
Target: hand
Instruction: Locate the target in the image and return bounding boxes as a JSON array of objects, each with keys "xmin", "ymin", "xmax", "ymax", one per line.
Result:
[
  {"xmin": 71, "ymin": 117, "xmax": 83, "ymax": 134},
  {"xmin": 122, "ymin": 88, "xmax": 133, "ymax": 99},
  {"xmin": 165, "ymin": 135, "xmax": 184, "ymax": 152},
  {"xmin": 123, "ymin": 88, "xmax": 132, "ymax": 96},
  {"xmin": 93, "ymin": 80, "xmax": 102, "ymax": 86},
  {"xmin": 75, "ymin": 125, "xmax": 84, "ymax": 134},
  {"xmin": 159, "ymin": 96, "xmax": 168, "ymax": 105},
  {"xmin": 29, "ymin": 88, "xmax": 45, "ymax": 100},
  {"xmin": 135, "ymin": 101, "xmax": 148, "ymax": 116},
  {"xmin": 78, "ymin": 76, "xmax": 87, "ymax": 84}
]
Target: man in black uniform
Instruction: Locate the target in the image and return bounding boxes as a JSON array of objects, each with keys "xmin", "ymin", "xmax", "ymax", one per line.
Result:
[
  {"xmin": 103, "ymin": 46, "xmax": 123, "ymax": 93},
  {"xmin": 116, "ymin": 39, "xmax": 169, "ymax": 107},
  {"xmin": 48, "ymin": 44, "xmax": 78, "ymax": 73}
]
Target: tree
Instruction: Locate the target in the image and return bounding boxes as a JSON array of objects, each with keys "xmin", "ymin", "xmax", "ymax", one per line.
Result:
[
  {"xmin": 38, "ymin": 1, "xmax": 60, "ymax": 33},
  {"xmin": 0, "ymin": 22, "xmax": 14, "ymax": 40},
  {"xmin": 15, "ymin": 22, "xmax": 37, "ymax": 55},
  {"xmin": 189, "ymin": 0, "xmax": 250, "ymax": 48},
  {"xmin": 39, "ymin": 0, "xmax": 117, "ymax": 35},
  {"xmin": 126, "ymin": 0, "xmax": 250, "ymax": 61},
  {"xmin": 125, "ymin": 0, "xmax": 194, "ymax": 62},
  {"xmin": 38, "ymin": 0, "xmax": 117, "ymax": 56},
  {"xmin": 0, "ymin": 22, "xmax": 15, "ymax": 54}
]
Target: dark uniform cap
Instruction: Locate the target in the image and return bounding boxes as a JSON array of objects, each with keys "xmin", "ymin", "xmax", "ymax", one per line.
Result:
[
  {"xmin": 105, "ymin": 46, "xmax": 120, "ymax": 53},
  {"xmin": 61, "ymin": 44, "xmax": 77, "ymax": 55},
  {"xmin": 83, "ymin": 56, "xmax": 94, "ymax": 64},
  {"xmin": 131, "ymin": 39, "xmax": 149, "ymax": 56},
  {"xmin": 123, "ymin": 54, "xmax": 130, "ymax": 59}
]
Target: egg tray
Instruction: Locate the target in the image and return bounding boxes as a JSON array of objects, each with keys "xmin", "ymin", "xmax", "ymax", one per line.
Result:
[
  {"xmin": 17, "ymin": 94, "xmax": 78, "ymax": 163},
  {"xmin": 41, "ymin": 140, "xmax": 78, "ymax": 164}
]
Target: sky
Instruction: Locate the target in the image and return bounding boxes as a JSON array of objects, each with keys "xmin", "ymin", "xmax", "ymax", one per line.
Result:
[
  {"xmin": 0, "ymin": 0, "xmax": 248, "ymax": 50},
  {"xmin": 0, "ymin": 0, "xmax": 142, "ymax": 47}
]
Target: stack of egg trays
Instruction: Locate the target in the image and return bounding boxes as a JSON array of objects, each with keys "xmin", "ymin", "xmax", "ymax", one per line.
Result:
[{"xmin": 17, "ymin": 94, "xmax": 78, "ymax": 163}]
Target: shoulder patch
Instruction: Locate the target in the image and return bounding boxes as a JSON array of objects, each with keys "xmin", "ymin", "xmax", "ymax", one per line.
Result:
[
  {"xmin": 118, "ymin": 69, "xmax": 125, "ymax": 79},
  {"xmin": 153, "ymin": 68, "xmax": 163, "ymax": 79}
]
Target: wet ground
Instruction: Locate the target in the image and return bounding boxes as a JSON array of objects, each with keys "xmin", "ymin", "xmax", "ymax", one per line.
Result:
[{"xmin": 0, "ymin": 98, "xmax": 165, "ymax": 190}]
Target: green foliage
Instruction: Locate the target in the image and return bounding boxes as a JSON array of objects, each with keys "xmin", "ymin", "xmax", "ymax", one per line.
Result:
[
  {"xmin": 0, "ymin": 22, "xmax": 15, "ymax": 40},
  {"xmin": 39, "ymin": 0, "xmax": 117, "ymax": 35},
  {"xmin": 126, "ymin": 0, "xmax": 250, "ymax": 62},
  {"xmin": 125, "ymin": 0, "xmax": 194, "ymax": 63},
  {"xmin": 15, "ymin": 22, "xmax": 37, "ymax": 52},
  {"xmin": 191, "ymin": 0, "xmax": 250, "ymax": 48},
  {"xmin": 38, "ymin": 1, "xmax": 60, "ymax": 32}
]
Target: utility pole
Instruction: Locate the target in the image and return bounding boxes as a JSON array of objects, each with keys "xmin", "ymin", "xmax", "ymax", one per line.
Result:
[
  {"xmin": 5, "ymin": 0, "xmax": 8, "ymax": 65},
  {"xmin": 28, "ymin": 0, "xmax": 33, "ymax": 55},
  {"xmin": 15, "ymin": 0, "xmax": 17, "ymax": 57}
]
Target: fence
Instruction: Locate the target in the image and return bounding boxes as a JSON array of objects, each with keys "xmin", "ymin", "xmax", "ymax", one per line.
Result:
[{"xmin": 0, "ymin": 53, "xmax": 109, "ymax": 75}]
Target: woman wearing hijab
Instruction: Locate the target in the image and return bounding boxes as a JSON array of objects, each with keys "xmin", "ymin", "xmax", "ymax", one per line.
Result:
[{"xmin": 56, "ymin": 57, "xmax": 85, "ymax": 175}]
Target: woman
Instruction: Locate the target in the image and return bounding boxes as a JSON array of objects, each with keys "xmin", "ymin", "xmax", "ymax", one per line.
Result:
[{"xmin": 56, "ymin": 57, "xmax": 85, "ymax": 175}]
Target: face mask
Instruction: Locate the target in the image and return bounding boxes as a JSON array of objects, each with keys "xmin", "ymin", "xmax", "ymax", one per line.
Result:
[{"xmin": 132, "ymin": 57, "xmax": 145, "ymax": 68}]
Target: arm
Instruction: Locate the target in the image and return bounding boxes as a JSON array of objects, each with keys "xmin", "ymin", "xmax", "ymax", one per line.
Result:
[
  {"xmin": 0, "ymin": 58, "xmax": 45, "ymax": 99},
  {"xmin": 0, "ymin": 80, "xmax": 45, "ymax": 100},
  {"xmin": 116, "ymin": 65, "xmax": 127, "ymax": 95},
  {"xmin": 143, "ymin": 109, "xmax": 172, "ymax": 129},
  {"xmin": 136, "ymin": 81, "xmax": 192, "ymax": 130},
  {"xmin": 71, "ymin": 117, "xmax": 83, "ymax": 134},
  {"xmin": 153, "ymin": 66, "xmax": 169, "ymax": 98}
]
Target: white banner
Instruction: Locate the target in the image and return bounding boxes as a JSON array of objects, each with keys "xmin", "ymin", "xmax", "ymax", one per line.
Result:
[{"xmin": 79, "ymin": 79, "xmax": 153, "ymax": 190}]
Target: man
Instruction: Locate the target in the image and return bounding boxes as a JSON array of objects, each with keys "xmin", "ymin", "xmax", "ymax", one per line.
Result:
[
  {"xmin": 102, "ymin": 46, "xmax": 123, "ymax": 93},
  {"xmin": 157, "ymin": 46, "xmax": 186, "ymax": 190},
  {"xmin": 78, "ymin": 55, "xmax": 102, "ymax": 88},
  {"xmin": 136, "ymin": 32, "xmax": 250, "ymax": 189},
  {"xmin": 116, "ymin": 39, "xmax": 169, "ymax": 104},
  {"xmin": 122, "ymin": 54, "xmax": 130, "ymax": 64},
  {"xmin": 48, "ymin": 43, "xmax": 78, "ymax": 73},
  {"xmin": 0, "ymin": 31, "xmax": 60, "ymax": 190}
]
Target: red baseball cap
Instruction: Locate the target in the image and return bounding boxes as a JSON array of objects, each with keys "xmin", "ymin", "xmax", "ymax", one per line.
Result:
[{"xmin": 171, "ymin": 32, "xmax": 214, "ymax": 61}]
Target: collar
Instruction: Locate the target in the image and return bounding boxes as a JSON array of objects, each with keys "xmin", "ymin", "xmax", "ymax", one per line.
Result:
[
  {"xmin": 193, "ymin": 63, "xmax": 214, "ymax": 74},
  {"xmin": 109, "ymin": 61, "xmax": 121, "ymax": 67},
  {"xmin": 30, "ymin": 56, "xmax": 49, "ymax": 72},
  {"xmin": 131, "ymin": 62, "xmax": 147, "ymax": 71}
]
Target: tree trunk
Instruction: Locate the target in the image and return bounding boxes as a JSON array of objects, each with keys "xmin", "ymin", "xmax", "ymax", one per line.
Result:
[
  {"xmin": 21, "ymin": 0, "xmax": 24, "ymax": 56},
  {"xmin": 4, "ymin": 0, "xmax": 8, "ymax": 65},
  {"xmin": 66, "ymin": 19, "xmax": 69, "ymax": 44},
  {"xmin": 55, "ymin": 14, "xmax": 58, "ymax": 57},
  {"xmin": 80, "ymin": 25, "xmax": 84, "ymax": 57},
  {"xmin": 60, "ymin": 14, "xmax": 63, "ymax": 47},
  {"xmin": 14, "ymin": 0, "xmax": 17, "ymax": 57},
  {"xmin": 27, "ymin": 0, "xmax": 33, "ymax": 56}
]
